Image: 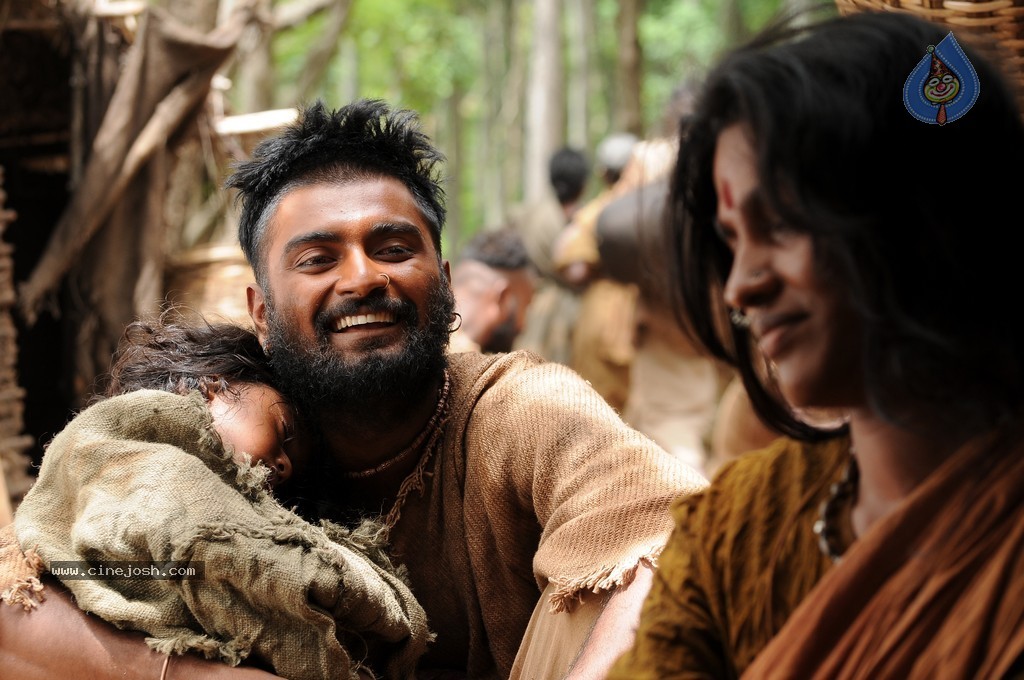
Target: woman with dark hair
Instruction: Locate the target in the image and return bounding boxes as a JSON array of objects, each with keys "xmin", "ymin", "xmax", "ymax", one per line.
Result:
[{"xmin": 611, "ymin": 10, "xmax": 1024, "ymax": 679}]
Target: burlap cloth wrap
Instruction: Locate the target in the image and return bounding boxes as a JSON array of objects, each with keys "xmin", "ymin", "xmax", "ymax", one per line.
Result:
[{"xmin": 8, "ymin": 390, "xmax": 430, "ymax": 680}]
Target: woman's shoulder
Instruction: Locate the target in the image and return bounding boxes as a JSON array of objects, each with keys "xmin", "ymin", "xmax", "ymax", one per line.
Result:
[
  {"xmin": 665, "ymin": 435, "xmax": 849, "ymax": 671},
  {"xmin": 672, "ymin": 435, "xmax": 849, "ymax": 552}
]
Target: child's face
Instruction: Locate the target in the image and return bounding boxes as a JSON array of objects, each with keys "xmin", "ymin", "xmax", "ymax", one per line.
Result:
[{"xmin": 207, "ymin": 383, "xmax": 309, "ymax": 488}]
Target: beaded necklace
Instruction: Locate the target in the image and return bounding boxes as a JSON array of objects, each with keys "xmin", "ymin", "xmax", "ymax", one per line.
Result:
[
  {"xmin": 812, "ymin": 449, "xmax": 859, "ymax": 563},
  {"xmin": 340, "ymin": 371, "xmax": 451, "ymax": 480}
]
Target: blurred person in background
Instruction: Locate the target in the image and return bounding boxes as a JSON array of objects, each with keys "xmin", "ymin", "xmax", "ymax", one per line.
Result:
[
  {"xmin": 512, "ymin": 147, "xmax": 589, "ymax": 365},
  {"xmin": 449, "ymin": 227, "xmax": 535, "ymax": 354},
  {"xmin": 552, "ymin": 132, "xmax": 640, "ymax": 412}
]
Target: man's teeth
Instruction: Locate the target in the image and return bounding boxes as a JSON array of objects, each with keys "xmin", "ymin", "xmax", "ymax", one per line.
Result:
[{"xmin": 334, "ymin": 311, "xmax": 395, "ymax": 331}]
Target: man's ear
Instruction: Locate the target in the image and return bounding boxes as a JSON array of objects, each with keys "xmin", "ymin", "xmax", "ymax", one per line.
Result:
[
  {"xmin": 441, "ymin": 259, "xmax": 452, "ymax": 284},
  {"xmin": 493, "ymin": 277, "xmax": 513, "ymax": 313},
  {"xmin": 247, "ymin": 283, "xmax": 269, "ymax": 345}
]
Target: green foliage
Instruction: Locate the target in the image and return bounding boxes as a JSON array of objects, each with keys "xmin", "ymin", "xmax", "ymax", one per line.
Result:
[{"xmin": 264, "ymin": 0, "xmax": 838, "ymax": 245}]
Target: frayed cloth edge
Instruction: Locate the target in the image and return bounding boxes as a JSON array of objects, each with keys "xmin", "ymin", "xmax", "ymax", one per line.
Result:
[
  {"xmin": 146, "ymin": 631, "xmax": 252, "ymax": 666},
  {"xmin": 546, "ymin": 549, "xmax": 661, "ymax": 614},
  {"xmin": 1, "ymin": 546, "xmax": 46, "ymax": 611},
  {"xmin": 1, "ymin": 575, "xmax": 46, "ymax": 611}
]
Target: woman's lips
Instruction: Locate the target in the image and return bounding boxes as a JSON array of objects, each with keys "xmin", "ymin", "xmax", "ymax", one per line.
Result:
[{"xmin": 753, "ymin": 312, "xmax": 808, "ymax": 359}]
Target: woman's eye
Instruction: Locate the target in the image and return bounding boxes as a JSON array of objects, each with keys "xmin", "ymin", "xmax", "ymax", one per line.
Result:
[
  {"xmin": 767, "ymin": 218, "xmax": 793, "ymax": 234},
  {"xmin": 713, "ymin": 219, "xmax": 735, "ymax": 247}
]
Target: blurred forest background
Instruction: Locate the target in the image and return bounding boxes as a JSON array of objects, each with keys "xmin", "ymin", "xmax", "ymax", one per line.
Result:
[
  {"xmin": 0, "ymin": 0, "xmax": 835, "ymax": 492},
  {"xmin": 210, "ymin": 0, "xmax": 835, "ymax": 253}
]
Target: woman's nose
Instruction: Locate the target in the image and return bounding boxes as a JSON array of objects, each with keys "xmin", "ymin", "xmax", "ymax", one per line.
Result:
[{"xmin": 723, "ymin": 246, "xmax": 777, "ymax": 311}]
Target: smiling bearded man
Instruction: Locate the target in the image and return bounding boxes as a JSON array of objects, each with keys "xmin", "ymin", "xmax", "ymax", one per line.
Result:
[
  {"xmin": 0, "ymin": 99, "xmax": 706, "ymax": 680},
  {"xmin": 263, "ymin": 273, "xmax": 455, "ymax": 424},
  {"xmin": 234, "ymin": 100, "xmax": 705, "ymax": 679}
]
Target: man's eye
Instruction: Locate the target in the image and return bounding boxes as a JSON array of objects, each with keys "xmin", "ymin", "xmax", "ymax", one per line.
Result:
[
  {"xmin": 378, "ymin": 245, "xmax": 412, "ymax": 258},
  {"xmin": 296, "ymin": 254, "xmax": 333, "ymax": 268}
]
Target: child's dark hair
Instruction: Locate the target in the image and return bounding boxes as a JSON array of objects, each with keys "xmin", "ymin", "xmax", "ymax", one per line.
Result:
[{"xmin": 105, "ymin": 317, "xmax": 276, "ymax": 400}]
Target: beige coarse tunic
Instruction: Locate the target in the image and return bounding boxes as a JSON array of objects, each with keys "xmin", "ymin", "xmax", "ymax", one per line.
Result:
[{"xmin": 385, "ymin": 351, "xmax": 707, "ymax": 677}]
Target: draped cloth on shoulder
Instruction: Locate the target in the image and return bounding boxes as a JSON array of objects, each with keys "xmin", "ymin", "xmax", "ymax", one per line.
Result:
[
  {"xmin": 744, "ymin": 428, "xmax": 1024, "ymax": 679},
  {"xmin": 388, "ymin": 351, "xmax": 706, "ymax": 678},
  {"xmin": 10, "ymin": 390, "xmax": 430, "ymax": 680}
]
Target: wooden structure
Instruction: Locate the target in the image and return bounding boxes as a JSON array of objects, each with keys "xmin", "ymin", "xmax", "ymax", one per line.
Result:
[
  {"xmin": 836, "ymin": 0, "xmax": 1024, "ymax": 99},
  {"xmin": 0, "ymin": 0, "xmax": 255, "ymax": 513},
  {"xmin": 1, "ymin": 168, "xmax": 34, "ymax": 524},
  {"xmin": 0, "ymin": 0, "xmax": 85, "ymax": 514}
]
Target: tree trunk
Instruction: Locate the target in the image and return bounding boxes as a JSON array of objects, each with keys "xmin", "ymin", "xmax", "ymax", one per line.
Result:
[
  {"xmin": 234, "ymin": 0, "xmax": 276, "ymax": 112},
  {"xmin": 336, "ymin": 35, "xmax": 359, "ymax": 105},
  {"xmin": 292, "ymin": 0, "xmax": 353, "ymax": 103},
  {"xmin": 64, "ymin": 0, "xmax": 227, "ymax": 403},
  {"xmin": 720, "ymin": 0, "xmax": 748, "ymax": 49},
  {"xmin": 153, "ymin": 0, "xmax": 219, "ymax": 28},
  {"xmin": 479, "ymin": 0, "xmax": 513, "ymax": 228},
  {"xmin": 523, "ymin": 0, "xmax": 563, "ymax": 203},
  {"xmin": 501, "ymin": 0, "xmax": 527, "ymax": 210},
  {"xmin": 614, "ymin": 0, "xmax": 644, "ymax": 138},
  {"xmin": 564, "ymin": 0, "xmax": 590, "ymax": 151},
  {"xmin": 445, "ymin": 79, "xmax": 465, "ymax": 249}
]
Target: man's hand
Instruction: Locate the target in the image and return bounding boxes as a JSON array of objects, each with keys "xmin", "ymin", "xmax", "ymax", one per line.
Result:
[{"xmin": 0, "ymin": 576, "xmax": 279, "ymax": 680}]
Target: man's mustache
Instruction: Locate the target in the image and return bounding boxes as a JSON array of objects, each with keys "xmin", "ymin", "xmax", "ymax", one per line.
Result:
[{"xmin": 313, "ymin": 289, "xmax": 418, "ymax": 333}]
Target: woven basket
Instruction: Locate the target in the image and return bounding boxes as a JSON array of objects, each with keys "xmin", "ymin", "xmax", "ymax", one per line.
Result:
[
  {"xmin": 835, "ymin": 0, "xmax": 1024, "ymax": 95},
  {"xmin": 163, "ymin": 243, "xmax": 255, "ymax": 326}
]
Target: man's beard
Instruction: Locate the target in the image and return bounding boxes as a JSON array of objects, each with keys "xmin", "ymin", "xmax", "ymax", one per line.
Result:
[{"xmin": 264, "ymin": 277, "xmax": 454, "ymax": 424}]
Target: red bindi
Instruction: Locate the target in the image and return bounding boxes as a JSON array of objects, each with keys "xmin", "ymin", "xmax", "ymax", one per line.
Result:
[{"xmin": 719, "ymin": 181, "xmax": 735, "ymax": 210}]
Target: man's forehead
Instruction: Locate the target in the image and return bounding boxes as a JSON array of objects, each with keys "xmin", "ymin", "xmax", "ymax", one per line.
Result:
[{"xmin": 267, "ymin": 177, "xmax": 431, "ymax": 242}]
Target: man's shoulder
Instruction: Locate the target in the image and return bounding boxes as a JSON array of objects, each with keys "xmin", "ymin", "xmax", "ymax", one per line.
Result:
[
  {"xmin": 447, "ymin": 350, "xmax": 590, "ymax": 410},
  {"xmin": 447, "ymin": 349, "xmax": 560, "ymax": 386}
]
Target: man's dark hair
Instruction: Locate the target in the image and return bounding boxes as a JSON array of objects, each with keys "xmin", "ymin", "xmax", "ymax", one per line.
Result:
[
  {"xmin": 668, "ymin": 11, "xmax": 1024, "ymax": 441},
  {"xmin": 105, "ymin": 316, "xmax": 276, "ymax": 399},
  {"xmin": 458, "ymin": 228, "xmax": 530, "ymax": 271},
  {"xmin": 226, "ymin": 99, "xmax": 447, "ymax": 284},
  {"xmin": 548, "ymin": 147, "xmax": 589, "ymax": 206}
]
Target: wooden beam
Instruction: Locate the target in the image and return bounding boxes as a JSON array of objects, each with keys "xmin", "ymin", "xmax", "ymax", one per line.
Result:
[
  {"xmin": 273, "ymin": 0, "xmax": 332, "ymax": 29},
  {"xmin": 213, "ymin": 108, "xmax": 298, "ymax": 136},
  {"xmin": 92, "ymin": 1, "xmax": 146, "ymax": 18}
]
